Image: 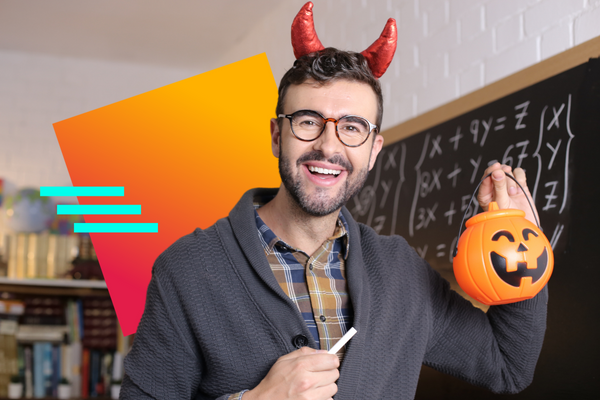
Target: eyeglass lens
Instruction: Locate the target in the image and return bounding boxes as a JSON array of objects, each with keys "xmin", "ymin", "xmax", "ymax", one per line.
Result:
[{"xmin": 290, "ymin": 110, "xmax": 370, "ymax": 146}]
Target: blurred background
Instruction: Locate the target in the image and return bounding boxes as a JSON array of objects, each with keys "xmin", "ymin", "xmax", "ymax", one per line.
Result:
[{"xmin": 0, "ymin": 1, "xmax": 599, "ymax": 399}]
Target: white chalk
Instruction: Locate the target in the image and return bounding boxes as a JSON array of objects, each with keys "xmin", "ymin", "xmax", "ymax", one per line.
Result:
[{"xmin": 328, "ymin": 327, "xmax": 357, "ymax": 354}]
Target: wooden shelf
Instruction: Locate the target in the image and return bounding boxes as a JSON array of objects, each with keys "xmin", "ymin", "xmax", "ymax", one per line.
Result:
[{"xmin": 0, "ymin": 277, "xmax": 109, "ymax": 296}]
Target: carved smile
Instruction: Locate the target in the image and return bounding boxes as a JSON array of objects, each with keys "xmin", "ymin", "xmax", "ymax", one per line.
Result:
[{"xmin": 491, "ymin": 248, "xmax": 549, "ymax": 287}]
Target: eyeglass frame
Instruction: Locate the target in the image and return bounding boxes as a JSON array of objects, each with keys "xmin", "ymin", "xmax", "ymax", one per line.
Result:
[{"xmin": 277, "ymin": 109, "xmax": 379, "ymax": 148}]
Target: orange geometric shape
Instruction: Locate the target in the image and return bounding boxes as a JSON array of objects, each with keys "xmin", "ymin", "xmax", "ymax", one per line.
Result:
[{"xmin": 53, "ymin": 54, "xmax": 281, "ymax": 335}]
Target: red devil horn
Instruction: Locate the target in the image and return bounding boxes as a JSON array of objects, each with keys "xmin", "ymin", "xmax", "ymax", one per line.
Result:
[
  {"xmin": 291, "ymin": 2, "xmax": 325, "ymax": 59},
  {"xmin": 361, "ymin": 18, "xmax": 398, "ymax": 79}
]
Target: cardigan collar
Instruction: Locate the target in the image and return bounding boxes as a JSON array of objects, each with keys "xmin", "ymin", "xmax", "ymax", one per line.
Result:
[{"xmin": 227, "ymin": 188, "xmax": 371, "ymax": 398}]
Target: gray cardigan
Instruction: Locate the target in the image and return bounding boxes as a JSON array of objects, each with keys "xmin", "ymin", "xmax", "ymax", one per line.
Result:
[{"xmin": 121, "ymin": 188, "xmax": 548, "ymax": 399}]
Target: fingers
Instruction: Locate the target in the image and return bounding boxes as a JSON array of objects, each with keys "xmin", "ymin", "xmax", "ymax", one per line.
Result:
[
  {"xmin": 251, "ymin": 347, "xmax": 339, "ymax": 400},
  {"xmin": 512, "ymin": 167, "xmax": 529, "ymax": 196},
  {"xmin": 312, "ymin": 382, "xmax": 338, "ymax": 400},
  {"xmin": 490, "ymin": 167, "xmax": 511, "ymax": 209},
  {"xmin": 277, "ymin": 346, "xmax": 321, "ymax": 361},
  {"xmin": 478, "ymin": 162, "xmax": 507, "ymax": 210},
  {"xmin": 477, "ymin": 162, "xmax": 540, "ymax": 227},
  {"xmin": 279, "ymin": 347, "xmax": 339, "ymax": 370},
  {"xmin": 478, "ymin": 162, "xmax": 528, "ymax": 209}
]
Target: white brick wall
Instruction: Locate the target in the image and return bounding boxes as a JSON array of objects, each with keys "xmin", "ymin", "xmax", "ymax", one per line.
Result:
[
  {"xmin": 0, "ymin": 0, "xmax": 599, "ymax": 196},
  {"xmin": 575, "ymin": 4, "xmax": 600, "ymax": 43},
  {"xmin": 495, "ymin": 14, "xmax": 523, "ymax": 51},
  {"xmin": 524, "ymin": 0, "xmax": 583, "ymax": 36},
  {"xmin": 486, "ymin": 35, "xmax": 539, "ymax": 83}
]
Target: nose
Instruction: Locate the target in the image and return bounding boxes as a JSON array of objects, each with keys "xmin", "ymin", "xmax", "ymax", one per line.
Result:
[
  {"xmin": 313, "ymin": 119, "xmax": 343, "ymax": 156},
  {"xmin": 517, "ymin": 243, "xmax": 528, "ymax": 252}
]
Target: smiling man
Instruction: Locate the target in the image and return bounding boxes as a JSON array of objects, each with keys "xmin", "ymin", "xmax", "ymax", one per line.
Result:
[{"xmin": 120, "ymin": 4, "xmax": 547, "ymax": 400}]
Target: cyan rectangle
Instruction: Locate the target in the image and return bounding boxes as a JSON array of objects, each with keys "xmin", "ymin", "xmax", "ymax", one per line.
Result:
[
  {"xmin": 74, "ymin": 223, "xmax": 158, "ymax": 233},
  {"xmin": 40, "ymin": 186, "xmax": 125, "ymax": 197},
  {"xmin": 57, "ymin": 205, "xmax": 141, "ymax": 215}
]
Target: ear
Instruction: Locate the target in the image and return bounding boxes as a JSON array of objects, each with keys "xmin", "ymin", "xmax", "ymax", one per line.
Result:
[
  {"xmin": 270, "ymin": 118, "xmax": 282, "ymax": 158},
  {"xmin": 368, "ymin": 134, "xmax": 384, "ymax": 171}
]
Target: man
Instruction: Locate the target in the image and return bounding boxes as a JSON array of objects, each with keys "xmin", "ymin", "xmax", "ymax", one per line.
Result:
[{"xmin": 121, "ymin": 5, "xmax": 547, "ymax": 400}]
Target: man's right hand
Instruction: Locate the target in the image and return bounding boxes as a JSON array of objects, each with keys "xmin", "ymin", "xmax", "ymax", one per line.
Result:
[{"xmin": 243, "ymin": 347, "xmax": 340, "ymax": 400}]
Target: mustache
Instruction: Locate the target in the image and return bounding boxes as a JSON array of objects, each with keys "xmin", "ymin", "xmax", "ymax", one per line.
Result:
[{"xmin": 296, "ymin": 151, "xmax": 354, "ymax": 174}]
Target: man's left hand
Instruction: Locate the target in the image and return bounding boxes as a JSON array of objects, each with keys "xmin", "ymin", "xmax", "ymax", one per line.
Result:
[{"xmin": 477, "ymin": 162, "xmax": 540, "ymax": 225}]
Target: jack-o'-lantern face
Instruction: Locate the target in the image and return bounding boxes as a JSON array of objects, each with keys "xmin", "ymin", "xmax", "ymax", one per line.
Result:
[
  {"xmin": 489, "ymin": 228, "xmax": 550, "ymax": 287},
  {"xmin": 453, "ymin": 202, "xmax": 554, "ymax": 305}
]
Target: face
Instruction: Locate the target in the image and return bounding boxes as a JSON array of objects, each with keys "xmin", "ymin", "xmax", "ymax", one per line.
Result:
[{"xmin": 270, "ymin": 79, "xmax": 384, "ymax": 217}]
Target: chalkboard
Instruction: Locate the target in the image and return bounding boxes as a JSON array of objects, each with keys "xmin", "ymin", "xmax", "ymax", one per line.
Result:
[{"xmin": 350, "ymin": 58, "xmax": 600, "ymax": 398}]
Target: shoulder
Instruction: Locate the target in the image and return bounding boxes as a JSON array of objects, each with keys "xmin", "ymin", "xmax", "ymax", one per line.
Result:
[
  {"xmin": 152, "ymin": 218, "xmax": 232, "ymax": 282},
  {"xmin": 355, "ymin": 219, "xmax": 418, "ymax": 259},
  {"xmin": 350, "ymin": 217, "xmax": 444, "ymax": 287}
]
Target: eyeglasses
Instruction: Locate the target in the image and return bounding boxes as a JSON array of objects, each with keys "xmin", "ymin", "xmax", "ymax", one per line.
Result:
[{"xmin": 278, "ymin": 109, "xmax": 378, "ymax": 147}]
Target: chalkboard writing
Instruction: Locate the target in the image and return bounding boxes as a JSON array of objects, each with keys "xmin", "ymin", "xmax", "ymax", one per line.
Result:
[{"xmin": 350, "ymin": 61, "xmax": 595, "ymax": 303}]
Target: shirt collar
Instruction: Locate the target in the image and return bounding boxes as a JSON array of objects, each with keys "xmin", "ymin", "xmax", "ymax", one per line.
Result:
[{"xmin": 253, "ymin": 196, "xmax": 350, "ymax": 260}]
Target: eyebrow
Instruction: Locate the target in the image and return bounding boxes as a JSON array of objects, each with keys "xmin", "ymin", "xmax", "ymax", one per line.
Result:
[
  {"xmin": 342, "ymin": 116, "xmax": 369, "ymax": 126},
  {"xmin": 293, "ymin": 109, "xmax": 321, "ymax": 117}
]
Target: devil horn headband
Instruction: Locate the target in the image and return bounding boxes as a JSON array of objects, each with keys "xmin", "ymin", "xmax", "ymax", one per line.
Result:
[{"xmin": 291, "ymin": 2, "xmax": 397, "ymax": 79}]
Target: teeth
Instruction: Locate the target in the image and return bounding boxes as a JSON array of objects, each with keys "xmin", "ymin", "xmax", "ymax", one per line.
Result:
[{"xmin": 308, "ymin": 165, "xmax": 341, "ymax": 176}]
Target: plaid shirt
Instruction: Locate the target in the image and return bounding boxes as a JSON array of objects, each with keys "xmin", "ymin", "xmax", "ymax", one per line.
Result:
[
  {"xmin": 254, "ymin": 208, "xmax": 353, "ymax": 354},
  {"xmin": 227, "ymin": 200, "xmax": 353, "ymax": 400}
]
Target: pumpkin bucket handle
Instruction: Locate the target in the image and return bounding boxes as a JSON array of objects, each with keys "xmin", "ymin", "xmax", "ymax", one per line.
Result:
[{"xmin": 452, "ymin": 172, "xmax": 541, "ymax": 257}]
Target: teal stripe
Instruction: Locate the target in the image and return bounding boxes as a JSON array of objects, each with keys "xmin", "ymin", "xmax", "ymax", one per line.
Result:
[
  {"xmin": 40, "ymin": 186, "xmax": 125, "ymax": 197},
  {"xmin": 57, "ymin": 204, "xmax": 141, "ymax": 215},
  {"xmin": 74, "ymin": 223, "xmax": 158, "ymax": 233}
]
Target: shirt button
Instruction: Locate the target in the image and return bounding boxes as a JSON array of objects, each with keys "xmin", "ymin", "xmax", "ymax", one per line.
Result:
[
  {"xmin": 309, "ymin": 264, "xmax": 313, "ymax": 270},
  {"xmin": 320, "ymin": 315, "xmax": 326, "ymax": 322},
  {"xmin": 292, "ymin": 334, "xmax": 309, "ymax": 349}
]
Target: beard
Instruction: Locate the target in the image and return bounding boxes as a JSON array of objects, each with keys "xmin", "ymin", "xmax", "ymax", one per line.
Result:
[{"xmin": 279, "ymin": 149, "xmax": 370, "ymax": 217}]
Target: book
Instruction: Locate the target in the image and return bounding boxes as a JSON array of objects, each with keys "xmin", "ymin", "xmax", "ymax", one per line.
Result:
[
  {"xmin": 42, "ymin": 342, "xmax": 52, "ymax": 397},
  {"xmin": 70, "ymin": 341, "xmax": 82, "ymax": 397},
  {"xmin": 101, "ymin": 352, "xmax": 112, "ymax": 396},
  {"xmin": 61, "ymin": 341, "xmax": 71, "ymax": 385},
  {"xmin": 0, "ymin": 325, "xmax": 19, "ymax": 398},
  {"xmin": 0, "ymin": 299, "xmax": 25, "ymax": 315},
  {"xmin": 47, "ymin": 234, "xmax": 78, "ymax": 278},
  {"xmin": 16, "ymin": 325, "xmax": 68, "ymax": 342},
  {"xmin": 17, "ymin": 344, "xmax": 25, "ymax": 377},
  {"xmin": 24, "ymin": 345, "xmax": 33, "ymax": 398},
  {"xmin": 33, "ymin": 342, "xmax": 45, "ymax": 398},
  {"xmin": 51, "ymin": 344, "xmax": 61, "ymax": 397},
  {"xmin": 82, "ymin": 297, "xmax": 117, "ymax": 349},
  {"xmin": 6, "ymin": 233, "xmax": 18, "ymax": 278},
  {"xmin": 81, "ymin": 347, "xmax": 90, "ymax": 398},
  {"xmin": 15, "ymin": 233, "xmax": 27, "ymax": 279},
  {"xmin": 22, "ymin": 296, "xmax": 64, "ymax": 326},
  {"xmin": 90, "ymin": 350, "xmax": 100, "ymax": 397},
  {"xmin": 26, "ymin": 233, "xmax": 38, "ymax": 278}
]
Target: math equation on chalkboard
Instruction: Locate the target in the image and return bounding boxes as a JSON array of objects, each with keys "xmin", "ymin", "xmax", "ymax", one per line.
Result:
[{"xmin": 349, "ymin": 62, "xmax": 593, "ymax": 305}]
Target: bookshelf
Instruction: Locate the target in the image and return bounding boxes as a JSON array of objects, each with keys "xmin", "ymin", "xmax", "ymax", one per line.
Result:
[{"xmin": 0, "ymin": 278, "xmax": 124, "ymax": 399}]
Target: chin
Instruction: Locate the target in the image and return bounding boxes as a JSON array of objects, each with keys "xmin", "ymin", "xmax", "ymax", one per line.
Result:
[{"xmin": 297, "ymin": 189, "xmax": 347, "ymax": 217}]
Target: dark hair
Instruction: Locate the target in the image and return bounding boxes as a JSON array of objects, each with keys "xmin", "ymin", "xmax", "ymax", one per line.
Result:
[{"xmin": 276, "ymin": 47, "xmax": 384, "ymax": 130}]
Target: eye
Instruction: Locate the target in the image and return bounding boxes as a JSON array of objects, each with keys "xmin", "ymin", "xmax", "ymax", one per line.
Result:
[
  {"xmin": 339, "ymin": 116, "xmax": 369, "ymax": 136},
  {"xmin": 522, "ymin": 228, "xmax": 539, "ymax": 241},
  {"xmin": 492, "ymin": 230, "xmax": 515, "ymax": 242},
  {"xmin": 293, "ymin": 112, "xmax": 323, "ymax": 129}
]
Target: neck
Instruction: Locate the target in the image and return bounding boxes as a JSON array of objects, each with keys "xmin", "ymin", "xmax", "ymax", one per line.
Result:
[{"xmin": 257, "ymin": 185, "xmax": 340, "ymax": 256}]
